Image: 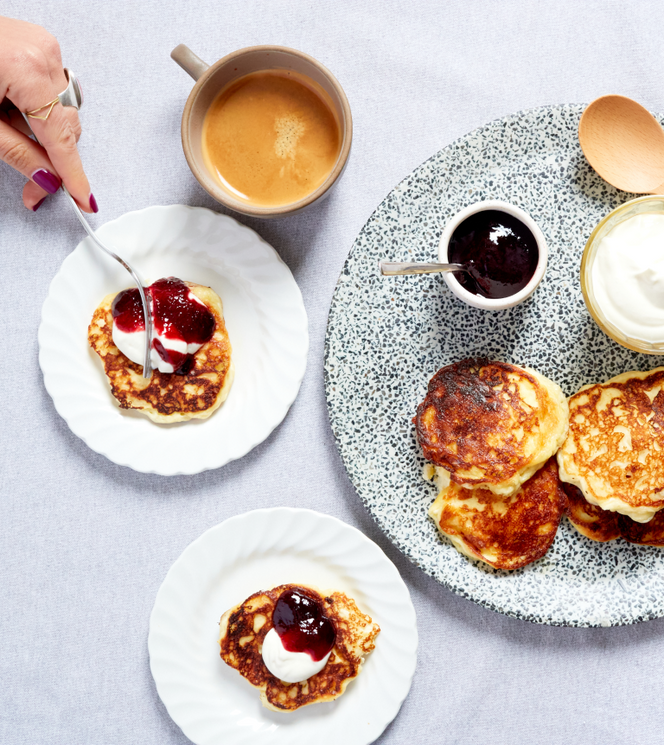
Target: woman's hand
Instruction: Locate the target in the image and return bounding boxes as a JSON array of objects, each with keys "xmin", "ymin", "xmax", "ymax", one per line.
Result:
[{"xmin": 0, "ymin": 16, "xmax": 96, "ymax": 212}]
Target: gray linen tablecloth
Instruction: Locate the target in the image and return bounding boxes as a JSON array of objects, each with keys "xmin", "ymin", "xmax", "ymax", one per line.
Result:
[{"xmin": 3, "ymin": 1, "xmax": 664, "ymax": 743}]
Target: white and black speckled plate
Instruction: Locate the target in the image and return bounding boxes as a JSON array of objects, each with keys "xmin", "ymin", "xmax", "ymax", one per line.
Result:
[{"xmin": 325, "ymin": 104, "xmax": 664, "ymax": 628}]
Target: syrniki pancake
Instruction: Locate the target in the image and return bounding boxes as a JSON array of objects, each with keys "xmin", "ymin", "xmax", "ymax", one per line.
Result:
[
  {"xmin": 557, "ymin": 368, "xmax": 664, "ymax": 523},
  {"xmin": 218, "ymin": 584, "xmax": 379, "ymax": 712},
  {"xmin": 562, "ymin": 481, "xmax": 621, "ymax": 543},
  {"xmin": 88, "ymin": 282, "xmax": 234, "ymax": 423},
  {"xmin": 416, "ymin": 359, "xmax": 569, "ymax": 496},
  {"xmin": 565, "ymin": 482, "xmax": 664, "ymax": 546},
  {"xmin": 428, "ymin": 458, "xmax": 567, "ymax": 570}
]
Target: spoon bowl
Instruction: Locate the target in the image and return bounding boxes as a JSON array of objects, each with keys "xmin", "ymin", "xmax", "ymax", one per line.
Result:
[{"xmin": 579, "ymin": 95, "xmax": 664, "ymax": 194}]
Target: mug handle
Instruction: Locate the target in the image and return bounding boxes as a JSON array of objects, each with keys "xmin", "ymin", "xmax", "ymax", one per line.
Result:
[{"xmin": 171, "ymin": 44, "xmax": 209, "ymax": 81}]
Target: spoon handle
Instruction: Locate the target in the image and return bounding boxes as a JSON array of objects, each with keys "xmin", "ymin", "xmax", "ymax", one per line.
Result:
[
  {"xmin": 380, "ymin": 261, "xmax": 466, "ymax": 276},
  {"xmin": 21, "ymin": 109, "xmax": 153, "ymax": 379},
  {"xmin": 60, "ymin": 187, "xmax": 153, "ymax": 378}
]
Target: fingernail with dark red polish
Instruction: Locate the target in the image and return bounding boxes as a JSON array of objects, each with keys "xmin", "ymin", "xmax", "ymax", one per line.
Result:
[
  {"xmin": 89, "ymin": 193, "xmax": 98, "ymax": 213},
  {"xmin": 32, "ymin": 196, "xmax": 47, "ymax": 212},
  {"xmin": 31, "ymin": 169, "xmax": 61, "ymax": 194}
]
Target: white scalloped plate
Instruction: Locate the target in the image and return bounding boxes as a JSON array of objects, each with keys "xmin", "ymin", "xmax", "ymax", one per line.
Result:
[
  {"xmin": 38, "ymin": 205, "xmax": 308, "ymax": 475},
  {"xmin": 148, "ymin": 508, "xmax": 417, "ymax": 745}
]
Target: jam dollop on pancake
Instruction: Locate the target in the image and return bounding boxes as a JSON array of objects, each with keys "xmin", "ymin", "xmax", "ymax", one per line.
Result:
[
  {"xmin": 88, "ymin": 282, "xmax": 233, "ymax": 423},
  {"xmin": 219, "ymin": 584, "xmax": 379, "ymax": 712},
  {"xmin": 112, "ymin": 277, "xmax": 216, "ymax": 374},
  {"xmin": 558, "ymin": 367, "xmax": 664, "ymax": 523},
  {"xmin": 428, "ymin": 458, "xmax": 567, "ymax": 570},
  {"xmin": 416, "ymin": 359, "xmax": 568, "ymax": 496},
  {"xmin": 273, "ymin": 588, "xmax": 335, "ymax": 660},
  {"xmin": 565, "ymin": 482, "xmax": 664, "ymax": 546}
]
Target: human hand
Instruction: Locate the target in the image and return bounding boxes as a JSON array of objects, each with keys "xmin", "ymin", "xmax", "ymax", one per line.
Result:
[{"xmin": 0, "ymin": 16, "xmax": 96, "ymax": 212}]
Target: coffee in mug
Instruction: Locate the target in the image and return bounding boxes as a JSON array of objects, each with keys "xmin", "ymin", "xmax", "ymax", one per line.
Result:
[
  {"xmin": 202, "ymin": 70, "xmax": 341, "ymax": 208},
  {"xmin": 172, "ymin": 45, "xmax": 352, "ymax": 218}
]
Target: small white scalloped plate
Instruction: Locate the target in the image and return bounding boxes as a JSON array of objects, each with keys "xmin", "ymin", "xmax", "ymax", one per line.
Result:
[
  {"xmin": 148, "ymin": 508, "xmax": 417, "ymax": 745},
  {"xmin": 38, "ymin": 205, "xmax": 308, "ymax": 475}
]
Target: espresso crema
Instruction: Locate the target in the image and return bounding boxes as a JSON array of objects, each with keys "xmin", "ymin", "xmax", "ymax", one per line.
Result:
[{"xmin": 202, "ymin": 69, "xmax": 341, "ymax": 207}]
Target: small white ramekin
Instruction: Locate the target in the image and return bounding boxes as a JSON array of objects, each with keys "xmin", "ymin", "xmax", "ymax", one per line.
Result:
[{"xmin": 438, "ymin": 200, "xmax": 548, "ymax": 310}]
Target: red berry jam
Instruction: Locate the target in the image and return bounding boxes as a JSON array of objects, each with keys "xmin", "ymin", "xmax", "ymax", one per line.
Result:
[
  {"xmin": 448, "ymin": 210, "xmax": 539, "ymax": 299},
  {"xmin": 272, "ymin": 588, "xmax": 336, "ymax": 662},
  {"xmin": 111, "ymin": 277, "xmax": 215, "ymax": 374}
]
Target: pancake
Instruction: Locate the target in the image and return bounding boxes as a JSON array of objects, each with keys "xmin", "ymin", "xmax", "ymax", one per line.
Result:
[
  {"xmin": 557, "ymin": 368, "xmax": 664, "ymax": 523},
  {"xmin": 563, "ymin": 481, "xmax": 621, "ymax": 542},
  {"xmin": 428, "ymin": 457, "xmax": 566, "ymax": 570},
  {"xmin": 219, "ymin": 584, "xmax": 380, "ymax": 712},
  {"xmin": 619, "ymin": 510, "xmax": 664, "ymax": 546},
  {"xmin": 564, "ymin": 482, "xmax": 664, "ymax": 546},
  {"xmin": 88, "ymin": 282, "xmax": 234, "ymax": 423},
  {"xmin": 415, "ymin": 359, "xmax": 569, "ymax": 496}
]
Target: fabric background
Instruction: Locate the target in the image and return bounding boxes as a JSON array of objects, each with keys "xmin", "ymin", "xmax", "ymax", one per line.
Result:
[{"xmin": 2, "ymin": 1, "xmax": 664, "ymax": 743}]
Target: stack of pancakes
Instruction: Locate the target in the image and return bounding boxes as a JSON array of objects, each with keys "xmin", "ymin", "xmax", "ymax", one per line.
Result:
[
  {"xmin": 558, "ymin": 368, "xmax": 664, "ymax": 545},
  {"xmin": 416, "ymin": 359, "xmax": 569, "ymax": 570},
  {"xmin": 418, "ymin": 360, "xmax": 664, "ymax": 567}
]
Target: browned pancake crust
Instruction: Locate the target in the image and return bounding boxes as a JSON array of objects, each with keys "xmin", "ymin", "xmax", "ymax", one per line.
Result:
[
  {"xmin": 565, "ymin": 482, "xmax": 664, "ymax": 546},
  {"xmin": 558, "ymin": 368, "xmax": 664, "ymax": 519},
  {"xmin": 563, "ymin": 482, "xmax": 621, "ymax": 542},
  {"xmin": 88, "ymin": 283, "xmax": 232, "ymax": 422},
  {"xmin": 415, "ymin": 358, "xmax": 565, "ymax": 491},
  {"xmin": 219, "ymin": 584, "xmax": 379, "ymax": 711},
  {"xmin": 620, "ymin": 511, "xmax": 664, "ymax": 546},
  {"xmin": 430, "ymin": 458, "xmax": 566, "ymax": 569}
]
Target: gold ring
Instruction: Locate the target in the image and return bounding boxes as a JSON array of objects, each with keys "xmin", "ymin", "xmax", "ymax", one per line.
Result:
[{"xmin": 25, "ymin": 96, "xmax": 60, "ymax": 121}]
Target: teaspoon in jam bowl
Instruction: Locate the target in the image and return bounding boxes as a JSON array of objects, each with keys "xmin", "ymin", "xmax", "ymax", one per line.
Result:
[
  {"xmin": 380, "ymin": 260, "xmax": 466, "ymax": 275},
  {"xmin": 379, "ymin": 260, "xmax": 494, "ymax": 295},
  {"xmin": 381, "ymin": 200, "xmax": 548, "ymax": 311}
]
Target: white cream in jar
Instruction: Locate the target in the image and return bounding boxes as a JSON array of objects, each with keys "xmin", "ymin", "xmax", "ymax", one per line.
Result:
[{"xmin": 592, "ymin": 213, "xmax": 664, "ymax": 343}]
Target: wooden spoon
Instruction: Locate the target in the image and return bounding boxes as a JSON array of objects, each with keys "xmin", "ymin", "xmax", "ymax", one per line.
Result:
[{"xmin": 578, "ymin": 95, "xmax": 664, "ymax": 194}]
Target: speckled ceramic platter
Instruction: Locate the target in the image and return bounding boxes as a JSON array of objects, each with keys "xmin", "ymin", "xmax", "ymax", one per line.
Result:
[{"xmin": 324, "ymin": 103, "xmax": 664, "ymax": 627}]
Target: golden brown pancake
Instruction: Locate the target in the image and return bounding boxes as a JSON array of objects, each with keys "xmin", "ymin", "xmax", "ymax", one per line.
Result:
[
  {"xmin": 428, "ymin": 458, "xmax": 566, "ymax": 570},
  {"xmin": 564, "ymin": 481, "xmax": 664, "ymax": 546},
  {"xmin": 218, "ymin": 584, "xmax": 380, "ymax": 712},
  {"xmin": 88, "ymin": 282, "xmax": 233, "ymax": 423},
  {"xmin": 619, "ymin": 511, "xmax": 664, "ymax": 546},
  {"xmin": 563, "ymin": 481, "xmax": 621, "ymax": 542},
  {"xmin": 557, "ymin": 368, "xmax": 664, "ymax": 523},
  {"xmin": 416, "ymin": 359, "xmax": 569, "ymax": 496}
]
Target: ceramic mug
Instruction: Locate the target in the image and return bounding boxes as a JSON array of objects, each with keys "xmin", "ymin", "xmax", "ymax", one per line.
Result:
[{"xmin": 171, "ymin": 44, "xmax": 352, "ymax": 219}]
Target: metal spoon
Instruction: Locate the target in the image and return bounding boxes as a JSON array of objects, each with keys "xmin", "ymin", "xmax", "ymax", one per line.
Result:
[
  {"xmin": 380, "ymin": 261, "xmax": 467, "ymax": 276},
  {"xmin": 60, "ymin": 185, "xmax": 153, "ymax": 378},
  {"xmin": 578, "ymin": 95, "xmax": 664, "ymax": 194},
  {"xmin": 22, "ymin": 70, "xmax": 153, "ymax": 377},
  {"xmin": 380, "ymin": 260, "xmax": 495, "ymax": 296}
]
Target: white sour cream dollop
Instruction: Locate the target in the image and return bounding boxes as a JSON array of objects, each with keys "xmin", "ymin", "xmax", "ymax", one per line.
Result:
[
  {"xmin": 111, "ymin": 291, "xmax": 207, "ymax": 374},
  {"xmin": 592, "ymin": 213, "xmax": 664, "ymax": 343},
  {"xmin": 261, "ymin": 628, "xmax": 331, "ymax": 683}
]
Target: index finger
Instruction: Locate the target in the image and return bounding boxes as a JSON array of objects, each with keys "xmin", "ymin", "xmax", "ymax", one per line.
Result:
[
  {"xmin": 27, "ymin": 95, "xmax": 95, "ymax": 212},
  {"xmin": 10, "ymin": 57, "xmax": 95, "ymax": 213}
]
